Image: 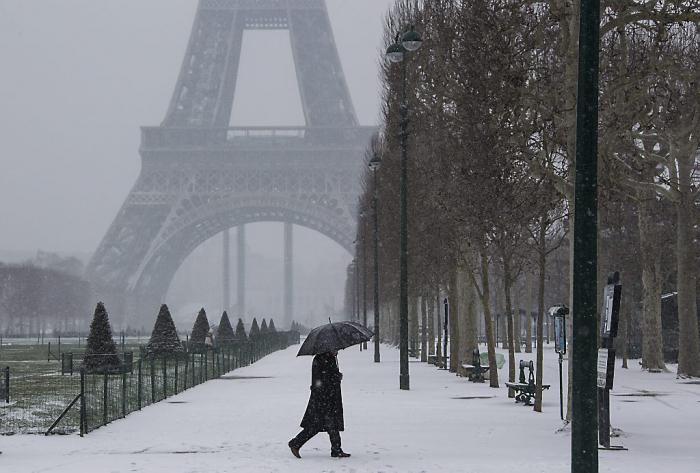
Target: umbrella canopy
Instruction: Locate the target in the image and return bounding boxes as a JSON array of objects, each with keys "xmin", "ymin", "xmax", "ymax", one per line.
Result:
[{"xmin": 297, "ymin": 321, "xmax": 373, "ymax": 356}]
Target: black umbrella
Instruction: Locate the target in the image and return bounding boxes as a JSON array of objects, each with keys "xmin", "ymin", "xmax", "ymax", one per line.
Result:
[{"xmin": 297, "ymin": 320, "xmax": 374, "ymax": 356}]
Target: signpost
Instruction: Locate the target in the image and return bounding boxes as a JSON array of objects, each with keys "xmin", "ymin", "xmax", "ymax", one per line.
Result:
[
  {"xmin": 598, "ymin": 272, "xmax": 626, "ymax": 450},
  {"xmin": 549, "ymin": 305, "xmax": 569, "ymax": 420}
]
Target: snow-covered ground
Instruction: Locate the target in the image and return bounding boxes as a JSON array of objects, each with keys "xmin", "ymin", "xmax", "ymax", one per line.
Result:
[{"xmin": 2, "ymin": 343, "xmax": 699, "ymax": 472}]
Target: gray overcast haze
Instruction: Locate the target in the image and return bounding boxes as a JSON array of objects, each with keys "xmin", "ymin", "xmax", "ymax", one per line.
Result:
[
  {"xmin": 0, "ymin": 0, "xmax": 393, "ymax": 253},
  {"xmin": 0, "ymin": 0, "xmax": 395, "ymax": 322}
]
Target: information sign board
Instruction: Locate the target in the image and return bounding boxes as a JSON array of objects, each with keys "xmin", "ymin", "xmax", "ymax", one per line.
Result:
[
  {"xmin": 597, "ymin": 348, "xmax": 615, "ymax": 390},
  {"xmin": 601, "ymin": 282, "xmax": 621, "ymax": 339},
  {"xmin": 554, "ymin": 316, "xmax": 566, "ymax": 354}
]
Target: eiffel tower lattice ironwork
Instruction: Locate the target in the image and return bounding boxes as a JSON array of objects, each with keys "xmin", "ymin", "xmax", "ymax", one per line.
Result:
[{"xmin": 86, "ymin": 0, "xmax": 374, "ymax": 324}]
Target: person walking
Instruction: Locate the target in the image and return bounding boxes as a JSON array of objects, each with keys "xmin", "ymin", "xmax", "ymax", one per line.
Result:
[{"xmin": 288, "ymin": 350, "xmax": 350, "ymax": 458}]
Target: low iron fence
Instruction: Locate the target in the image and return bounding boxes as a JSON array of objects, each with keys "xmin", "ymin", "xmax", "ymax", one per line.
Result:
[{"xmin": 0, "ymin": 331, "xmax": 299, "ymax": 435}]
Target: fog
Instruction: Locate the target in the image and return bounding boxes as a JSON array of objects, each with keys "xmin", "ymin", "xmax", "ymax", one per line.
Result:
[{"xmin": 0, "ymin": 0, "xmax": 394, "ymax": 326}]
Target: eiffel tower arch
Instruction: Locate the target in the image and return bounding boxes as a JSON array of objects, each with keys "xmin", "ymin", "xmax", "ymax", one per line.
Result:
[{"xmin": 86, "ymin": 0, "xmax": 375, "ymax": 325}]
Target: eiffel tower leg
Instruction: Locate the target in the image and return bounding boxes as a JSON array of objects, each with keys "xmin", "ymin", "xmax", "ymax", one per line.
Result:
[
  {"xmin": 237, "ymin": 225, "xmax": 246, "ymax": 317},
  {"xmin": 284, "ymin": 223, "xmax": 293, "ymax": 328}
]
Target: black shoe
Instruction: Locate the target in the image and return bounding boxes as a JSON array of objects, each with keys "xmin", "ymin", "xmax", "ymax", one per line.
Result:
[
  {"xmin": 331, "ymin": 450, "xmax": 351, "ymax": 458},
  {"xmin": 288, "ymin": 441, "xmax": 301, "ymax": 459}
]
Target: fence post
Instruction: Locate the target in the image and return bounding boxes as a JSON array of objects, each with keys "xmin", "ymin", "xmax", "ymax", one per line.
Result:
[
  {"xmin": 150, "ymin": 359, "xmax": 156, "ymax": 404},
  {"xmin": 102, "ymin": 372, "xmax": 108, "ymax": 427},
  {"xmin": 4, "ymin": 366, "xmax": 10, "ymax": 403},
  {"xmin": 183, "ymin": 352, "xmax": 189, "ymax": 390},
  {"xmin": 162, "ymin": 358, "xmax": 167, "ymax": 399},
  {"xmin": 121, "ymin": 367, "xmax": 127, "ymax": 418},
  {"xmin": 204, "ymin": 351, "xmax": 208, "ymax": 382},
  {"xmin": 191, "ymin": 351, "xmax": 195, "ymax": 387},
  {"xmin": 137, "ymin": 359, "xmax": 142, "ymax": 410},
  {"xmin": 80, "ymin": 367, "xmax": 86, "ymax": 436},
  {"xmin": 174, "ymin": 357, "xmax": 179, "ymax": 394}
]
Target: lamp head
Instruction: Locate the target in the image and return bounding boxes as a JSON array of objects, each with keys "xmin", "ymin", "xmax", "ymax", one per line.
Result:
[
  {"xmin": 401, "ymin": 27, "xmax": 423, "ymax": 52},
  {"xmin": 386, "ymin": 42, "xmax": 405, "ymax": 63},
  {"xmin": 368, "ymin": 154, "xmax": 382, "ymax": 171}
]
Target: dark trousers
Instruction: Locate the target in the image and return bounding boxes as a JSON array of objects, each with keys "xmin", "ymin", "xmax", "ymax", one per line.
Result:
[{"xmin": 291, "ymin": 428, "xmax": 341, "ymax": 454}]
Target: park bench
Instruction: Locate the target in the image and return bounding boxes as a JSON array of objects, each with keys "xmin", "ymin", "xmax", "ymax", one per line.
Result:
[
  {"xmin": 461, "ymin": 348, "xmax": 489, "ymax": 383},
  {"xmin": 505, "ymin": 360, "xmax": 550, "ymax": 405},
  {"xmin": 428, "ymin": 355, "xmax": 446, "ymax": 368}
]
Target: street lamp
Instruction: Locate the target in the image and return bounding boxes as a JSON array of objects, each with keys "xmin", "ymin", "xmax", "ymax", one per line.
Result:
[
  {"xmin": 350, "ymin": 259, "xmax": 358, "ymax": 322},
  {"xmin": 359, "ymin": 211, "xmax": 368, "ymax": 350},
  {"xmin": 385, "ymin": 26, "xmax": 423, "ymax": 391},
  {"xmin": 571, "ymin": 1, "xmax": 600, "ymax": 471},
  {"xmin": 369, "ymin": 152, "xmax": 382, "ymax": 363}
]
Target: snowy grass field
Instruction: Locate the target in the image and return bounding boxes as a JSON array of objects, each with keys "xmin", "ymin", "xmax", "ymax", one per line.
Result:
[
  {"xmin": 2, "ymin": 343, "xmax": 699, "ymax": 472},
  {"xmin": 0, "ymin": 340, "xmax": 145, "ymax": 434}
]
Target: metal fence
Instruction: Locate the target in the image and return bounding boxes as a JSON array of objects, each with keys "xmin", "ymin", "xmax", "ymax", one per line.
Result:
[{"xmin": 0, "ymin": 332, "xmax": 299, "ymax": 436}]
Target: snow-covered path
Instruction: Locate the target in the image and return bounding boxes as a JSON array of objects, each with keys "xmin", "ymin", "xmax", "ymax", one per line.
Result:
[{"xmin": 3, "ymin": 344, "xmax": 699, "ymax": 472}]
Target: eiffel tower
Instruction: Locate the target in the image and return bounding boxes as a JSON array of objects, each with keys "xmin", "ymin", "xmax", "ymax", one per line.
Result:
[{"xmin": 86, "ymin": 0, "xmax": 374, "ymax": 327}]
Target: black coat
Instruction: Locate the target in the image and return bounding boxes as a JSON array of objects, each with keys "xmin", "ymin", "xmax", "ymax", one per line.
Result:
[{"xmin": 300, "ymin": 353, "xmax": 344, "ymax": 432}]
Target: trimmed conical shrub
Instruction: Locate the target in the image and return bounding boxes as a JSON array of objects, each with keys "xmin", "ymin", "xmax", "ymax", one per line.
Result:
[
  {"xmin": 217, "ymin": 311, "xmax": 235, "ymax": 345},
  {"xmin": 235, "ymin": 318, "xmax": 247, "ymax": 340},
  {"xmin": 249, "ymin": 318, "xmax": 260, "ymax": 339},
  {"xmin": 260, "ymin": 318, "xmax": 268, "ymax": 334},
  {"xmin": 190, "ymin": 308, "xmax": 210, "ymax": 351},
  {"xmin": 268, "ymin": 319, "xmax": 276, "ymax": 333},
  {"xmin": 83, "ymin": 302, "xmax": 121, "ymax": 372},
  {"xmin": 145, "ymin": 304, "xmax": 183, "ymax": 358}
]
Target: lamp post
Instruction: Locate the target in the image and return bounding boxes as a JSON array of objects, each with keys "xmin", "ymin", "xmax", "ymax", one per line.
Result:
[
  {"xmin": 369, "ymin": 152, "xmax": 382, "ymax": 362},
  {"xmin": 572, "ymin": 0, "xmax": 600, "ymax": 471},
  {"xmin": 349, "ymin": 259, "xmax": 357, "ymax": 322},
  {"xmin": 360, "ymin": 212, "xmax": 369, "ymax": 350},
  {"xmin": 386, "ymin": 26, "xmax": 422, "ymax": 391},
  {"xmin": 353, "ymin": 257, "xmax": 359, "ymax": 323}
]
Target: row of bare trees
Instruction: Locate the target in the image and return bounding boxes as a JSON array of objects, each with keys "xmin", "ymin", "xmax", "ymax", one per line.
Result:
[
  {"xmin": 0, "ymin": 263, "xmax": 92, "ymax": 337},
  {"xmin": 349, "ymin": 0, "xmax": 700, "ymax": 410}
]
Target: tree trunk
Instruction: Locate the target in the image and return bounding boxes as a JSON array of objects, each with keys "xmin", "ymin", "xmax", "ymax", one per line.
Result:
[
  {"xmin": 619, "ymin": 289, "xmax": 630, "ymax": 369},
  {"xmin": 637, "ymin": 182, "xmax": 666, "ymax": 371},
  {"xmin": 503, "ymin": 257, "xmax": 516, "ymax": 397},
  {"xmin": 534, "ymin": 215, "xmax": 547, "ymax": 412},
  {"xmin": 449, "ymin": 268, "xmax": 460, "ymax": 373},
  {"xmin": 479, "ymin": 251, "xmax": 499, "ymax": 388},
  {"xmin": 458, "ymin": 255, "xmax": 478, "ymax": 361},
  {"xmin": 435, "ymin": 290, "xmax": 442, "ymax": 363},
  {"xmin": 428, "ymin": 290, "xmax": 436, "ymax": 356},
  {"xmin": 514, "ymin": 279, "xmax": 522, "ymax": 353},
  {"xmin": 676, "ymin": 158, "xmax": 700, "ymax": 377},
  {"xmin": 421, "ymin": 296, "xmax": 428, "ymax": 362},
  {"xmin": 525, "ymin": 272, "xmax": 533, "ymax": 353},
  {"xmin": 410, "ymin": 298, "xmax": 419, "ymax": 357}
]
